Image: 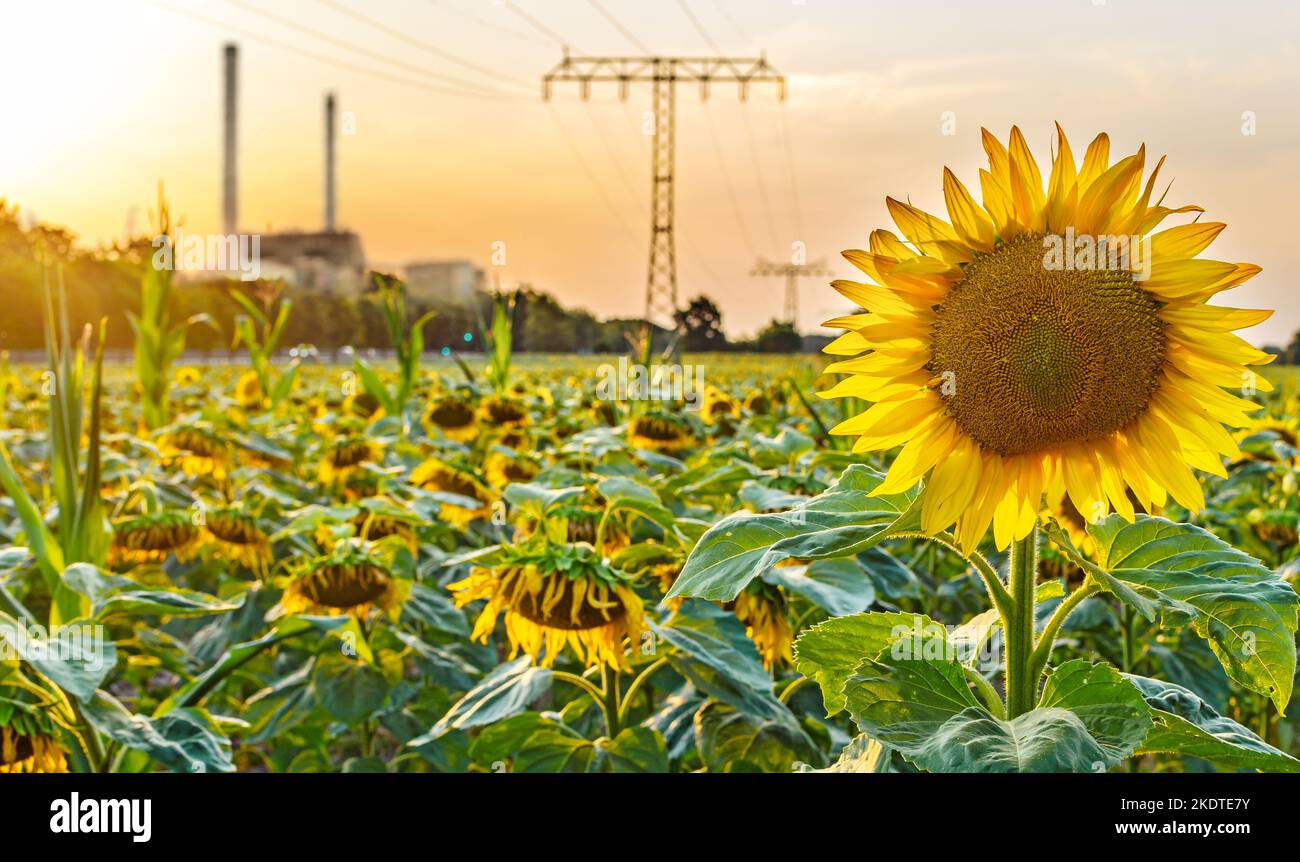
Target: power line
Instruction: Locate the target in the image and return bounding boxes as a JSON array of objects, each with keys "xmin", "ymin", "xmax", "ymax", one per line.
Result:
[
  {"xmin": 587, "ymin": 0, "xmax": 650, "ymax": 54},
  {"xmin": 676, "ymin": 0, "xmax": 722, "ymax": 54},
  {"xmin": 546, "ymin": 104, "xmax": 641, "ymax": 253},
  {"xmin": 427, "ymin": 0, "xmax": 550, "ymax": 47},
  {"xmin": 154, "ymin": 1, "xmax": 518, "ymax": 101},
  {"xmin": 506, "ymin": 0, "xmax": 580, "ymax": 52},
  {"xmin": 741, "ymin": 105, "xmax": 780, "ymax": 252},
  {"xmin": 710, "ymin": 0, "xmax": 750, "ymax": 48},
  {"xmin": 219, "ymin": 0, "xmax": 515, "ymax": 98},
  {"xmin": 702, "ymin": 104, "xmax": 757, "ymax": 259},
  {"xmin": 779, "ymin": 102, "xmax": 806, "ymax": 244},
  {"xmin": 314, "ymin": 0, "xmax": 532, "ymax": 90}
]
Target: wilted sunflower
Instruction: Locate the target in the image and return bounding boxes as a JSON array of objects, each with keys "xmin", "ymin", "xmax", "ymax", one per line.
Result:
[
  {"xmin": 280, "ymin": 543, "xmax": 407, "ymax": 619},
  {"xmin": 823, "ymin": 124, "xmax": 1273, "ymax": 550},
  {"xmin": 425, "ymin": 395, "xmax": 478, "ymax": 442},
  {"xmin": 0, "ymin": 724, "xmax": 67, "ymax": 774},
  {"xmin": 700, "ymin": 386, "xmax": 738, "ymax": 426},
  {"xmin": 729, "ymin": 582, "xmax": 793, "ymax": 669},
  {"xmin": 628, "ymin": 411, "xmax": 694, "ymax": 453},
  {"xmin": 110, "ymin": 511, "xmax": 201, "ymax": 565},
  {"xmin": 484, "ymin": 450, "xmax": 540, "ymax": 489},
  {"xmin": 479, "ymin": 395, "xmax": 529, "ymax": 430},
  {"xmin": 318, "ymin": 436, "xmax": 381, "ymax": 487},
  {"xmin": 160, "ymin": 424, "xmax": 231, "ymax": 479},
  {"xmin": 1249, "ymin": 510, "xmax": 1299, "ymax": 548},
  {"xmin": 353, "ymin": 499, "xmax": 420, "ymax": 553},
  {"xmin": 234, "ymin": 370, "xmax": 264, "ymax": 409},
  {"xmin": 343, "ymin": 389, "xmax": 385, "ymax": 421},
  {"xmin": 410, "ymin": 458, "xmax": 493, "ymax": 528},
  {"xmin": 449, "ymin": 545, "xmax": 644, "ymax": 671},
  {"xmin": 203, "ymin": 508, "xmax": 272, "ymax": 575}
]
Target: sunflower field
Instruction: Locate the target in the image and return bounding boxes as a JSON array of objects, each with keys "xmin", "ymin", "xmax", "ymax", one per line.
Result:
[{"xmin": 2, "ymin": 126, "xmax": 1299, "ymax": 776}]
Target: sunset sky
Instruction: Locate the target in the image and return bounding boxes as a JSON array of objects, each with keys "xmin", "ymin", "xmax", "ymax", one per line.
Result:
[{"xmin": 3, "ymin": 0, "xmax": 1297, "ymax": 343}]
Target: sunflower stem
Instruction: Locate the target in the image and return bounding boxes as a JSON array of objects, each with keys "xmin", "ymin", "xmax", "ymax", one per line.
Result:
[
  {"xmin": 600, "ymin": 664, "xmax": 622, "ymax": 737},
  {"xmin": 1003, "ymin": 524, "xmax": 1039, "ymax": 719}
]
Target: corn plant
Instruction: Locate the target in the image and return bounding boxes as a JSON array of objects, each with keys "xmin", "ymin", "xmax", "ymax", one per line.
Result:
[
  {"xmin": 0, "ymin": 268, "xmax": 107, "ymax": 624},
  {"xmin": 483, "ymin": 290, "xmax": 516, "ymax": 395},
  {"xmin": 229, "ymin": 280, "xmax": 298, "ymax": 408},
  {"xmin": 353, "ymin": 272, "xmax": 434, "ymax": 419},
  {"xmin": 128, "ymin": 188, "xmax": 214, "ymax": 430}
]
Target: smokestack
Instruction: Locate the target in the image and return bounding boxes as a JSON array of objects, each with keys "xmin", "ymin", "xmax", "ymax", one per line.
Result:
[
  {"xmin": 222, "ymin": 43, "xmax": 238, "ymax": 235},
  {"xmin": 324, "ymin": 92, "xmax": 336, "ymax": 232}
]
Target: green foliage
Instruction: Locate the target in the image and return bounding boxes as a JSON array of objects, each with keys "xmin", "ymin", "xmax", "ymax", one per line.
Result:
[{"xmin": 353, "ymin": 273, "xmax": 435, "ymax": 418}]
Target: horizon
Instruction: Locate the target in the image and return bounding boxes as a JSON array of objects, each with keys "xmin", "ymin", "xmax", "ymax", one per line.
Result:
[{"xmin": 3, "ymin": 0, "xmax": 1298, "ymax": 344}]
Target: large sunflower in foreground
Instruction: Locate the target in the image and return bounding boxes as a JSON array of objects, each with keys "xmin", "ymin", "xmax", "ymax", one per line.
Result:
[{"xmin": 823, "ymin": 124, "xmax": 1273, "ymax": 550}]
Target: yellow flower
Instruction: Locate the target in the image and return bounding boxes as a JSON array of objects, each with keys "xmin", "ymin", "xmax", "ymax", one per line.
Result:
[
  {"xmin": 235, "ymin": 370, "xmax": 264, "ymax": 409},
  {"xmin": 160, "ymin": 425, "xmax": 230, "ymax": 479},
  {"xmin": 449, "ymin": 556, "xmax": 644, "ymax": 672},
  {"xmin": 628, "ymin": 412, "xmax": 694, "ymax": 453},
  {"xmin": 479, "ymin": 396, "xmax": 529, "ymax": 430},
  {"xmin": 203, "ymin": 508, "xmax": 272, "ymax": 576},
  {"xmin": 410, "ymin": 458, "xmax": 493, "ymax": 528},
  {"xmin": 280, "ymin": 545, "xmax": 407, "ymax": 619},
  {"xmin": 425, "ymin": 396, "xmax": 478, "ymax": 442},
  {"xmin": 0, "ymin": 726, "xmax": 68, "ymax": 773},
  {"xmin": 110, "ymin": 511, "xmax": 202, "ymax": 566},
  {"xmin": 484, "ymin": 451, "xmax": 539, "ymax": 490},
  {"xmin": 731, "ymin": 585, "xmax": 793, "ymax": 670},
  {"xmin": 822, "ymin": 125, "xmax": 1272, "ymax": 550},
  {"xmin": 175, "ymin": 367, "xmax": 202, "ymax": 386},
  {"xmin": 317, "ymin": 437, "xmax": 381, "ymax": 487},
  {"xmin": 700, "ymin": 386, "xmax": 738, "ymax": 425}
]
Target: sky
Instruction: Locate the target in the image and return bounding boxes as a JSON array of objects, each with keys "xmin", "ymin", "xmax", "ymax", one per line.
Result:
[{"xmin": 2, "ymin": 0, "xmax": 1298, "ymax": 343}]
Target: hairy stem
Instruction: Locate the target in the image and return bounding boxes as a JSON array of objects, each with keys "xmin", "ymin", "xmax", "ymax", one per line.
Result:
[{"xmin": 1003, "ymin": 524, "xmax": 1039, "ymax": 718}]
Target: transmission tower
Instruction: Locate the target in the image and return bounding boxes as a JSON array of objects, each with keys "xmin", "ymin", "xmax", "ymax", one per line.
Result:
[
  {"xmin": 750, "ymin": 257, "xmax": 832, "ymax": 327},
  {"xmin": 543, "ymin": 52, "xmax": 786, "ymax": 329}
]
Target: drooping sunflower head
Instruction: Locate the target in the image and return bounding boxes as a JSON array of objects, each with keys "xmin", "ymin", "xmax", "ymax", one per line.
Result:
[
  {"xmin": 318, "ymin": 436, "xmax": 381, "ymax": 487},
  {"xmin": 425, "ymin": 395, "xmax": 478, "ymax": 442},
  {"xmin": 743, "ymin": 389, "xmax": 772, "ymax": 416},
  {"xmin": 824, "ymin": 124, "xmax": 1273, "ymax": 550},
  {"xmin": 628, "ymin": 411, "xmax": 695, "ymax": 453},
  {"xmin": 110, "ymin": 511, "xmax": 201, "ymax": 566},
  {"xmin": 700, "ymin": 386, "xmax": 739, "ymax": 426},
  {"xmin": 343, "ymin": 390, "xmax": 385, "ymax": 421},
  {"xmin": 410, "ymin": 458, "xmax": 493, "ymax": 529},
  {"xmin": 160, "ymin": 424, "xmax": 231, "ymax": 479},
  {"xmin": 728, "ymin": 582, "xmax": 793, "ymax": 670},
  {"xmin": 235, "ymin": 370, "xmax": 264, "ymax": 409},
  {"xmin": 203, "ymin": 508, "xmax": 272, "ymax": 575},
  {"xmin": 479, "ymin": 396, "xmax": 529, "ymax": 429},
  {"xmin": 353, "ymin": 498, "xmax": 421, "ymax": 552},
  {"xmin": 448, "ymin": 545, "xmax": 644, "ymax": 671},
  {"xmin": 281, "ymin": 543, "xmax": 406, "ymax": 619},
  {"xmin": 0, "ymin": 721, "xmax": 68, "ymax": 774},
  {"xmin": 484, "ymin": 450, "xmax": 540, "ymax": 490}
]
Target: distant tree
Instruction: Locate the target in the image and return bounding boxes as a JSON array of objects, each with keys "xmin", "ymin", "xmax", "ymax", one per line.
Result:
[
  {"xmin": 675, "ymin": 295, "xmax": 727, "ymax": 352},
  {"xmin": 755, "ymin": 319, "xmax": 802, "ymax": 353},
  {"xmin": 1286, "ymin": 330, "xmax": 1300, "ymax": 365}
]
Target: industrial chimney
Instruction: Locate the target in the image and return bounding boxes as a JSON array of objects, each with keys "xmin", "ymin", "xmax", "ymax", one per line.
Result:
[
  {"xmin": 324, "ymin": 92, "xmax": 336, "ymax": 232},
  {"xmin": 222, "ymin": 43, "xmax": 238, "ymax": 235}
]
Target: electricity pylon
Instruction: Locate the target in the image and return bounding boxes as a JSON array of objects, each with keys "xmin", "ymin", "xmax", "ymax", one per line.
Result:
[
  {"xmin": 750, "ymin": 257, "xmax": 832, "ymax": 327},
  {"xmin": 543, "ymin": 52, "xmax": 786, "ymax": 330}
]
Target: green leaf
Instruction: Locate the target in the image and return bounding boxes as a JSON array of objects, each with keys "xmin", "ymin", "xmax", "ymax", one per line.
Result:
[
  {"xmin": 668, "ymin": 465, "xmax": 919, "ymax": 602},
  {"xmin": 512, "ymin": 727, "xmax": 669, "ymax": 773},
  {"xmin": 762, "ymin": 558, "xmax": 875, "ymax": 617},
  {"xmin": 794, "ymin": 611, "xmax": 941, "ymax": 715},
  {"xmin": 1086, "ymin": 514, "xmax": 1299, "ymax": 712},
  {"xmin": 416, "ymin": 657, "xmax": 551, "ymax": 742},
  {"xmin": 82, "ymin": 691, "xmax": 234, "ymax": 773},
  {"xmin": 1124, "ymin": 674, "xmax": 1300, "ymax": 772},
  {"xmin": 312, "ymin": 653, "xmax": 389, "ymax": 724},
  {"xmin": 400, "ymin": 582, "xmax": 470, "ymax": 637},
  {"xmin": 0, "ymin": 609, "xmax": 116, "ymax": 700},
  {"xmin": 813, "ymin": 734, "xmax": 891, "ymax": 773},
  {"xmin": 62, "ymin": 563, "xmax": 242, "ymax": 621},
  {"xmin": 652, "ymin": 600, "xmax": 783, "ymax": 721},
  {"xmin": 843, "ymin": 628, "xmax": 1146, "ymax": 772},
  {"xmin": 1037, "ymin": 660, "xmax": 1152, "ymax": 765},
  {"xmin": 695, "ymin": 702, "xmax": 821, "ymax": 773}
]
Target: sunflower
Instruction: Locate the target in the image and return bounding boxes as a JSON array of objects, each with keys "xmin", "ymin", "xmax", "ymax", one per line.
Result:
[
  {"xmin": 0, "ymin": 725, "xmax": 68, "ymax": 774},
  {"xmin": 822, "ymin": 124, "xmax": 1273, "ymax": 550},
  {"xmin": 628, "ymin": 412, "xmax": 694, "ymax": 453},
  {"xmin": 353, "ymin": 500, "xmax": 420, "ymax": 553},
  {"xmin": 484, "ymin": 450, "xmax": 540, "ymax": 489},
  {"xmin": 410, "ymin": 458, "xmax": 493, "ymax": 528},
  {"xmin": 235, "ymin": 370, "xmax": 264, "ymax": 409},
  {"xmin": 110, "ymin": 511, "xmax": 201, "ymax": 566},
  {"xmin": 426, "ymin": 395, "xmax": 478, "ymax": 442},
  {"xmin": 203, "ymin": 508, "xmax": 272, "ymax": 575},
  {"xmin": 448, "ymin": 545, "xmax": 644, "ymax": 671},
  {"xmin": 174, "ymin": 366, "xmax": 202, "ymax": 386},
  {"xmin": 700, "ymin": 386, "xmax": 738, "ymax": 425},
  {"xmin": 479, "ymin": 395, "xmax": 529, "ymax": 430},
  {"xmin": 729, "ymin": 583, "xmax": 793, "ymax": 669},
  {"xmin": 280, "ymin": 544, "xmax": 407, "ymax": 619},
  {"xmin": 1248, "ymin": 510, "xmax": 1299, "ymax": 549},
  {"xmin": 160, "ymin": 424, "xmax": 231, "ymax": 479},
  {"xmin": 318, "ymin": 437, "xmax": 381, "ymax": 487},
  {"xmin": 343, "ymin": 390, "xmax": 385, "ymax": 421},
  {"xmin": 743, "ymin": 389, "xmax": 771, "ymax": 416}
]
